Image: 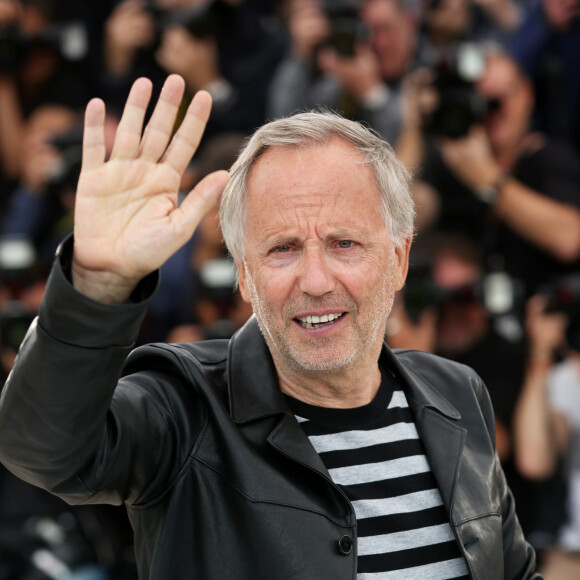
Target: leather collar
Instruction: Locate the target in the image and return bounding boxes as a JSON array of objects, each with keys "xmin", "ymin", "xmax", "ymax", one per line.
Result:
[{"xmin": 227, "ymin": 316, "xmax": 461, "ymax": 423}]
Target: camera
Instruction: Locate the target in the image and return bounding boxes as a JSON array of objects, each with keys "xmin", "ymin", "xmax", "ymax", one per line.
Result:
[
  {"xmin": 0, "ymin": 21, "xmax": 87, "ymax": 73},
  {"xmin": 424, "ymin": 43, "xmax": 489, "ymax": 139},
  {"xmin": 323, "ymin": 5, "xmax": 369, "ymax": 58},
  {"xmin": 401, "ymin": 255, "xmax": 446, "ymax": 324},
  {"xmin": 403, "ymin": 250, "xmax": 524, "ymax": 324},
  {"xmin": 47, "ymin": 126, "xmax": 84, "ymax": 196},
  {"xmin": 198, "ymin": 258, "xmax": 239, "ymax": 339},
  {"xmin": 542, "ymin": 274, "xmax": 580, "ymax": 353}
]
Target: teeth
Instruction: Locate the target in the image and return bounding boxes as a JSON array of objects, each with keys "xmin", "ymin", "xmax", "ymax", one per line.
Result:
[{"xmin": 298, "ymin": 312, "xmax": 343, "ymax": 326}]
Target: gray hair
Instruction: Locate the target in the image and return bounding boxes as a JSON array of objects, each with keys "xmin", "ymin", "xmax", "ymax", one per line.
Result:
[{"xmin": 219, "ymin": 111, "xmax": 415, "ymax": 263}]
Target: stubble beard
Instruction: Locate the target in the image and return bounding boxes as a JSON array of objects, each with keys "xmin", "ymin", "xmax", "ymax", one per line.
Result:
[{"xmin": 244, "ymin": 255, "xmax": 399, "ymax": 374}]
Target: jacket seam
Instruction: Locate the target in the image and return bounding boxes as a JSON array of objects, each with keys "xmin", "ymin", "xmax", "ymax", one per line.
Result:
[
  {"xmin": 453, "ymin": 511, "xmax": 502, "ymax": 526},
  {"xmin": 127, "ymin": 345, "xmax": 211, "ymax": 510},
  {"xmin": 191, "ymin": 454, "xmax": 356, "ymax": 529}
]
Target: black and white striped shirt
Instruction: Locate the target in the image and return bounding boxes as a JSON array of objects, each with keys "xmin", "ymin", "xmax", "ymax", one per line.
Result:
[{"xmin": 286, "ymin": 373, "xmax": 469, "ymax": 579}]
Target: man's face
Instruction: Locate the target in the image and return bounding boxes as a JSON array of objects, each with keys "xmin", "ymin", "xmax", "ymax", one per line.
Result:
[
  {"xmin": 477, "ymin": 56, "xmax": 533, "ymax": 154},
  {"xmin": 361, "ymin": 0, "xmax": 416, "ymax": 82},
  {"xmin": 424, "ymin": 0, "xmax": 471, "ymax": 43},
  {"xmin": 237, "ymin": 139, "xmax": 410, "ymax": 378},
  {"xmin": 433, "ymin": 253, "xmax": 488, "ymax": 356}
]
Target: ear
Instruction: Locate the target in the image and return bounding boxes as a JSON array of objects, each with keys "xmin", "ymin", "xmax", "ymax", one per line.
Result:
[
  {"xmin": 394, "ymin": 236, "xmax": 412, "ymax": 291},
  {"xmin": 236, "ymin": 260, "xmax": 251, "ymax": 303}
]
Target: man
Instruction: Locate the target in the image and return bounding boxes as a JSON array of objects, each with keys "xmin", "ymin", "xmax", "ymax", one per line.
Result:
[
  {"xmin": 0, "ymin": 74, "xmax": 538, "ymax": 578},
  {"xmin": 268, "ymin": 0, "xmax": 419, "ymax": 144},
  {"xmin": 514, "ymin": 291, "xmax": 580, "ymax": 578},
  {"xmin": 396, "ymin": 50, "xmax": 580, "ymax": 297}
]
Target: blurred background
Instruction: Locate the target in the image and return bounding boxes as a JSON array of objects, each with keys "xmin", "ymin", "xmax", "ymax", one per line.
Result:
[{"xmin": 0, "ymin": 0, "xmax": 579, "ymax": 577}]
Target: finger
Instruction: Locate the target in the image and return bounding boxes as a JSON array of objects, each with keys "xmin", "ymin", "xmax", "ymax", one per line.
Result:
[
  {"xmin": 176, "ymin": 169, "xmax": 230, "ymax": 235},
  {"xmin": 110, "ymin": 77, "xmax": 153, "ymax": 160},
  {"xmin": 81, "ymin": 98, "xmax": 106, "ymax": 172},
  {"xmin": 162, "ymin": 90, "xmax": 212, "ymax": 175},
  {"xmin": 139, "ymin": 74, "xmax": 186, "ymax": 162}
]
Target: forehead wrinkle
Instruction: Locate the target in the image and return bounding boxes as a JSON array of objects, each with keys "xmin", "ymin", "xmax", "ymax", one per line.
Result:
[{"xmin": 245, "ymin": 139, "xmax": 384, "ymax": 251}]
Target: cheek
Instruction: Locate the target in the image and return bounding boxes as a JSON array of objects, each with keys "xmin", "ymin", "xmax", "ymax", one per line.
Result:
[{"xmin": 252, "ymin": 266, "xmax": 296, "ymax": 306}]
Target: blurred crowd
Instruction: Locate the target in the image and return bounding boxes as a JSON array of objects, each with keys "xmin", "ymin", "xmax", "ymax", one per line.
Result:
[{"xmin": 0, "ymin": 0, "xmax": 579, "ymax": 578}]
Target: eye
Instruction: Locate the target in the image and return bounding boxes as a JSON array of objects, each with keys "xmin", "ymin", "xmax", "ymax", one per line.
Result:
[
  {"xmin": 336, "ymin": 240, "xmax": 355, "ymax": 249},
  {"xmin": 273, "ymin": 245, "xmax": 292, "ymax": 253}
]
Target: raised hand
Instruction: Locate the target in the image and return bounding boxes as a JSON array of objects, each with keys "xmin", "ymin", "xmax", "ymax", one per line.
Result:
[{"xmin": 72, "ymin": 74, "xmax": 230, "ymax": 304}]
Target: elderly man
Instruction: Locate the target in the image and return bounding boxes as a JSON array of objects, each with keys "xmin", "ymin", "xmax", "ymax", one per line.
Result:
[{"xmin": 0, "ymin": 75, "xmax": 538, "ymax": 579}]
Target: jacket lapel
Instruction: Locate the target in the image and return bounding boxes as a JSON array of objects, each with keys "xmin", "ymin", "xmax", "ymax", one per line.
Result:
[
  {"xmin": 228, "ymin": 319, "xmax": 467, "ymax": 517},
  {"xmin": 227, "ymin": 316, "xmax": 331, "ymax": 478}
]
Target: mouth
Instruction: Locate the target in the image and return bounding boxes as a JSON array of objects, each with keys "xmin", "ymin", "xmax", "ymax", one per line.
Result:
[{"xmin": 294, "ymin": 312, "xmax": 345, "ymax": 329}]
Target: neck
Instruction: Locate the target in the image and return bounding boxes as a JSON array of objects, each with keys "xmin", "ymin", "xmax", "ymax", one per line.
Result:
[{"xmin": 275, "ymin": 359, "xmax": 382, "ymax": 409}]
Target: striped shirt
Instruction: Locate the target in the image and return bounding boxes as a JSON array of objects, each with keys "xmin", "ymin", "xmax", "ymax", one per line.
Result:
[{"xmin": 286, "ymin": 374, "xmax": 469, "ymax": 579}]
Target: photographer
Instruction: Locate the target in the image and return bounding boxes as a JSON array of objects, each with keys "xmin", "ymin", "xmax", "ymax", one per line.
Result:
[
  {"xmin": 396, "ymin": 49, "xmax": 580, "ymax": 298},
  {"xmin": 101, "ymin": 0, "xmax": 285, "ymax": 138},
  {"xmin": 268, "ymin": 0, "xmax": 418, "ymax": 144},
  {"xmin": 387, "ymin": 233, "xmax": 527, "ymax": 462},
  {"xmin": 513, "ymin": 285, "xmax": 580, "ymax": 578},
  {"xmin": 0, "ymin": 105, "xmax": 85, "ymax": 269},
  {"xmin": 0, "ymin": 0, "xmax": 92, "ymax": 203}
]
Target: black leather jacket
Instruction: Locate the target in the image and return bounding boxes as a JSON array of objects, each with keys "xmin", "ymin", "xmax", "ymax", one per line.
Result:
[{"xmin": 0, "ymin": 243, "xmax": 540, "ymax": 579}]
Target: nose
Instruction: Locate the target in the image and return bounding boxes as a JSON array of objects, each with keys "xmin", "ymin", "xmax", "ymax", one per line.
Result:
[{"xmin": 297, "ymin": 246, "xmax": 337, "ymax": 297}]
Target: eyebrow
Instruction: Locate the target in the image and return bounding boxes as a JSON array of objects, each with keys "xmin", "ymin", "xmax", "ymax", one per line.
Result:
[{"xmin": 258, "ymin": 226, "xmax": 375, "ymax": 249}]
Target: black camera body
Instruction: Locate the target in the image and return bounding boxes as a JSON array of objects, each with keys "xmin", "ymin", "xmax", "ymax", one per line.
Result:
[
  {"xmin": 47, "ymin": 126, "xmax": 84, "ymax": 196},
  {"xmin": 403, "ymin": 252, "xmax": 523, "ymax": 324},
  {"xmin": 0, "ymin": 22, "xmax": 87, "ymax": 73},
  {"xmin": 425, "ymin": 45, "xmax": 489, "ymax": 139},
  {"xmin": 323, "ymin": 5, "xmax": 369, "ymax": 58},
  {"xmin": 0, "ymin": 24, "xmax": 26, "ymax": 72}
]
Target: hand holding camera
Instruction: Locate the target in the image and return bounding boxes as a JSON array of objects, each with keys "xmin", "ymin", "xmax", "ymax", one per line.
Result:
[{"xmin": 317, "ymin": 42, "xmax": 382, "ymax": 100}]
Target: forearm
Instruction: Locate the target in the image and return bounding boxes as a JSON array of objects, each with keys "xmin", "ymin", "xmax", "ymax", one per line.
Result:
[
  {"xmin": 494, "ymin": 178, "xmax": 580, "ymax": 261},
  {"xmin": 0, "ymin": 237, "xmax": 154, "ymax": 497},
  {"xmin": 513, "ymin": 358, "xmax": 559, "ymax": 479},
  {"xmin": 480, "ymin": 0, "xmax": 521, "ymax": 30},
  {"xmin": 0, "ymin": 76, "xmax": 24, "ymax": 178}
]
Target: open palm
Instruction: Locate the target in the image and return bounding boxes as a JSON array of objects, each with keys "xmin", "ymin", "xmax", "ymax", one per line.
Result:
[{"xmin": 72, "ymin": 75, "xmax": 229, "ymax": 303}]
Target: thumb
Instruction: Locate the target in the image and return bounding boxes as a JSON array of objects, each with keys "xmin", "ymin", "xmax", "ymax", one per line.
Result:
[{"xmin": 178, "ymin": 169, "xmax": 230, "ymax": 233}]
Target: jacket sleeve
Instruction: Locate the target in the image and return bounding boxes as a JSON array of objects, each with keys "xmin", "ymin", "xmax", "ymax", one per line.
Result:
[
  {"xmin": 0, "ymin": 237, "xmax": 203, "ymax": 507},
  {"xmin": 472, "ymin": 373, "xmax": 542, "ymax": 579}
]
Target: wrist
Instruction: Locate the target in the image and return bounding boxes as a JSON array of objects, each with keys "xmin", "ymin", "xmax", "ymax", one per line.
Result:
[
  {"xmin": 71, "ymin": 259, "xmax": 140, "ymax": 305},
  {"xmin": 527, "ymin": 348, "xmax": 554, "ymax": 374},
  {"xmin": 526, "ymin": 358, "xmax": 553, "ymax": 375},
  {"xmin": 474, "ymin": 171, "xmax": 511, "ymax": 205}
]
